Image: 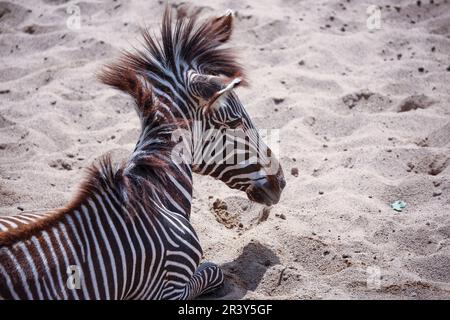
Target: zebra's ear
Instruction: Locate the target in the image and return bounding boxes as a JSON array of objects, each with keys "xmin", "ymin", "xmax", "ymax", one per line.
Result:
[
  {"xmin": 190, "ymin": 74, "xmax": 241, "ymax": 111},
  {"xmin": 208, "ymin": 10, "xmax": 234, "ymax": 43},
  {"xmin": 209, "ymin": 76, "xmax": 241, "ymax": 110}
]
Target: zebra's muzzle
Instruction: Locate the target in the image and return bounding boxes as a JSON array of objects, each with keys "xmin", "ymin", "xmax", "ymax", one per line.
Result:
[{"xmin": 246, "ymin": 177, "xmax": 284, "ymax": 206}]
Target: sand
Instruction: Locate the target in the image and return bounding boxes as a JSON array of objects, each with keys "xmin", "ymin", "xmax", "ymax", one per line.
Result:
[{"xmin": 1, "ymin": 0, "xmax": 450, "ymax": 299}]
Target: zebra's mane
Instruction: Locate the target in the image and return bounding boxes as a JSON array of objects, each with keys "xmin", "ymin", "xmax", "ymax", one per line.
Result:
[
  {"xmin": 0, "ymin": 67, "xmax": 185, "ymax": 247},
  {"xmin": 0, "ymin": 157, "xmax": 121, "ymax": 247},
  {"xmin": 120, "ymin": 6, "xmax": 246, "ymax": 83}
]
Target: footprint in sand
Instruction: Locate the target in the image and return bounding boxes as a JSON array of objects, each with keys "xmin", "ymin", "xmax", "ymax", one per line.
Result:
[
  {"xmin": 210, "ymin": 197, "xmax": 272, "ymax": 232},
  {"xmin": 397, "ymin": 94, "xmax": 434, "ymax": 112},
  {"xmin": 341, "ymin": 89, "xmax": 392, "ymax": 113}
]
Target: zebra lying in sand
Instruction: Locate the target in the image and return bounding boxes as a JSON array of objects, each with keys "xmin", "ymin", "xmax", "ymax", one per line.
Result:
[{"xmin": 0, "ymin": 8, "xmax": 285, "ymax": 300}]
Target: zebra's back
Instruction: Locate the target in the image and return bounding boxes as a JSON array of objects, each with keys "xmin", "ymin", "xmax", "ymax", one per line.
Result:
[{"xmin": 0, "ymin": 199, "xmax": 204, "ymax": 300}]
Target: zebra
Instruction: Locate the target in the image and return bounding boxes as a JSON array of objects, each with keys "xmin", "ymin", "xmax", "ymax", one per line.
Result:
[
  {"xmin": 0, "ymin": 70, "xmax": 223, "ymax": 300},
  {"xmin": 0, "ymin": 7, "xmax": 285, "ymax": 300}
]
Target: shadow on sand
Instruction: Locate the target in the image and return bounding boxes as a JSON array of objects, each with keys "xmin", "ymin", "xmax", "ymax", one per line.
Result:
[{"xmin": 199, "ymin": 240, "xmax": 280, "ymax": 300}]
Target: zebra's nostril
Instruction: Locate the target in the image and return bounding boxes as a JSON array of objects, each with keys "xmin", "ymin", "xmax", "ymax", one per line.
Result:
[{"xmin": 279, "ymin": 177, "xmax": 286, "ymax": 190}]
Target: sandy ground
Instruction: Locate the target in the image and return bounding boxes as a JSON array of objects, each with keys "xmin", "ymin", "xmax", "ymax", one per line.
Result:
[{"xmin": 1, "ymin": 0, "xmax": 450, "ymax": 299}]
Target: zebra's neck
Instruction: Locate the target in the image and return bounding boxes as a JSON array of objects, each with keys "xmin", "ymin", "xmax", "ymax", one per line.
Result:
[
  {"xmin": 125, "ymin": 117, "xmax": 194, "ymax": 219},
  {"xmin": 145, "ymin": 65, "xmax": 198, "ymax": 121}
]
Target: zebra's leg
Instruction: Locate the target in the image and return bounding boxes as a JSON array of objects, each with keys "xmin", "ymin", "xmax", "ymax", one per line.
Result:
[{"xmin": 182, "ymin": 262, "xmax": 224, "ymax": 300}]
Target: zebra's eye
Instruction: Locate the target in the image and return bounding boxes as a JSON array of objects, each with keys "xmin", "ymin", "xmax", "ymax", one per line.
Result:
[{"xmin": 226, "ymin": 117, "xmax": 243, "ymax": 129}]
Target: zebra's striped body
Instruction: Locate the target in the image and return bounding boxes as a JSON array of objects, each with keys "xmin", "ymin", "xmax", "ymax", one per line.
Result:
[
  {"xmin": 0, "ymin": 194, "xmax": 212, "ymax": 300},
  {"xmin": 0, "ymin": 69, "xmax": 223, "ymax": 299},
  {"xmin": 0, "ymin": 7, "xmax": 285, "ymax": 300},
  {"xmin": 0, "ymin": 200, "xmax": 222, "ymax": 300}
]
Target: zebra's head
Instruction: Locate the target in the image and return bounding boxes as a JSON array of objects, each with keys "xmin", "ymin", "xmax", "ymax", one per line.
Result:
[
  {"xmin": 123, "ymin": 7, "xmax": 286, "ymax": 205},
  {"xmin": 185, "ymin": 72, "xmax": 286, "ymax": 206}
]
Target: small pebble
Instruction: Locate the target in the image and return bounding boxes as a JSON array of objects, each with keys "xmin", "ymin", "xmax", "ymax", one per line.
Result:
[
  {"xmin": 291, "ymin": 167, "xmax": 299, "ymax": 177},
  {"xmin": 258, "ymin": 207, "xmax": 271, "ymax": 223},
  {"xmin": 272, "ymin": 98, "xmax": 284, "ymax": 105}
]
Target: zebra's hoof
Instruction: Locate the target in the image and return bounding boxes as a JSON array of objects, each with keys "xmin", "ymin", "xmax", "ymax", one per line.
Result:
[{"xmin": 196, "ymin": 262, "xmax": 224, "ymax": 296}]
